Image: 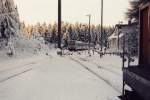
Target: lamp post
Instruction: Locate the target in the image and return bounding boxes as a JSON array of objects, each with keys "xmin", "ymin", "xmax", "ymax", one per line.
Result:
[
  {"xmin": 58, "ymin": 0, "xmax": 61, "ymax": 49},
  {"xmin": 86, "ymin": 14, "xmax": 91, "ymax": 54},
  {"xmin": 100, "ymin": 0, "xmax": 103, "ymax": 57}
]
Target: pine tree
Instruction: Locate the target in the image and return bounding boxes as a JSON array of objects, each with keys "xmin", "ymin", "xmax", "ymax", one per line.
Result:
[{"xmin": 126, "ymin": 0, "xmax": 149, "ymax": 22}]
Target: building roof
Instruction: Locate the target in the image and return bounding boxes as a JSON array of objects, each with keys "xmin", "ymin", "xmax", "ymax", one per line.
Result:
[{"xmin": 109, "ymin": 23, "xmax": 138, "ymax": 40}]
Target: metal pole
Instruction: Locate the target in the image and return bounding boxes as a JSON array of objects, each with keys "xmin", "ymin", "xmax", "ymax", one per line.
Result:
[
  {"xmin": 118, "ymin": 21, "xmax": 122, "ymax": 50},
  {"xmin": 89, "ymin": 15, "xmax": 91, "ymax": 43},
  {"xmin": 100, "ymin": 0, "xmax": 103, "ymax": 57},
  {"xmin": 58, "ymin": 0, "xmax": 61, "ymax": 49},
  {"xmin": 122, "ymin": 34, "xmax": 126, "ymax": 99},
  {"xmin": 86, "ymin": 14, "xmax": 91, "ymax": 54},
  {"xmin": 88, "ymin": 15, "xmax": 91, "ymax": 54},
  {"xmin": 118, "ymin": 30, "xmax": 120, "ymax": 50}
]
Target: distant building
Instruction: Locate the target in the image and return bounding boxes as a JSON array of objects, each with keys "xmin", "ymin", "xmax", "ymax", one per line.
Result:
[{"xmin": 108, "ymin": 22, "xmax": 138, "ymax": 52}]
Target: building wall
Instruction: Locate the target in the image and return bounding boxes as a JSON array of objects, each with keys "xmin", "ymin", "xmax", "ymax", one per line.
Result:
[{"xmin": 140, "ymin": 3, "xmax": 150, "ymax": 66}]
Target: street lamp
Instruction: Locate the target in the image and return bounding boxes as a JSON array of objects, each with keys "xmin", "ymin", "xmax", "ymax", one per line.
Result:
[
  {"xmin": 86, "ymin": 14, "xmax": 91, "ymax": 54},
  {"xmin": 58, "ymin": 0, "xmax": 61, "ymax": 49}
]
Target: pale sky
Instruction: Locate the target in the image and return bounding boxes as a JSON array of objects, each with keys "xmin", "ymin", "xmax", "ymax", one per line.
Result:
[{"xmin": 14, "ymin": 0, "xmax": 130, "ymax": 26}]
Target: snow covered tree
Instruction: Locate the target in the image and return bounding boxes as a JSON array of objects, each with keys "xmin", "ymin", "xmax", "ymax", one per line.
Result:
[
  {"xmin": 0, "ymin": 0, "xmax": 20, "ymax": 55},
  {"xmin": 51, "ymin": 23, "xmax": 57, "ymax": 43},
  {"xmin": 68, "ymin": 25, "xmax": 73, "ymax": 40}
]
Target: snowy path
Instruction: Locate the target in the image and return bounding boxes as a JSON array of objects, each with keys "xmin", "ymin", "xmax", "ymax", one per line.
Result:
[
  {"xmin": 0, "ymin": 54, "xmax": 51, "ymax": 83},
  {"xmin": 0, "ymin": 52, "xmax": 120, "ymax": 100}
]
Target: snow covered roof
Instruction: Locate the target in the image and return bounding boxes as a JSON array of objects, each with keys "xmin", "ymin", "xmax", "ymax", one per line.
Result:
[
  {"xmin": 109, "ymin": 33, "xmax": 124, "ymax": 40},
  {"xmin": 109, "ymin": 24, "xmax": 137, "ymax": 40}
]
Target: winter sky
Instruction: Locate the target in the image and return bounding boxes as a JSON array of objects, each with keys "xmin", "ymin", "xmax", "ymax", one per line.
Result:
[{"xmin": 14, "ymin": 0, "xmax": 130, "ymax": 26}]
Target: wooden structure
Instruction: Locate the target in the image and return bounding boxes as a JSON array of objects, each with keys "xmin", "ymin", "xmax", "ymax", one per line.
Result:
[
  {"xmin": 140, "ymin": 3, "xmax": 150, "ymax": 66},
  {"xmin": 123, "ymin": 2, "xmax": 150, "ymax": 100}
]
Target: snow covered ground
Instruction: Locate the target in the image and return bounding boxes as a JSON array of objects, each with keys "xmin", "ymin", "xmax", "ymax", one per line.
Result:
[
  {"xmin": 0, "ymin": 0, "xmax": 129, "ymax": 99},
  {"xmin": 0, "ymin": 49, "xmax": 133, "ymax": 100},
  {"xmin": 68, "ymin": 52, "xmax": 123, "ymax": 93}
]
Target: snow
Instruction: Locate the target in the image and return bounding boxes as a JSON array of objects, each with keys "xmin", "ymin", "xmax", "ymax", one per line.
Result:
[
  {"xmin": 68, "ymin": 51, "xmax": 123, "ymax": 93},
  {"xmin": 0, "ymin": 49, "xmax": 124, "ymax": 100},
  {"xmin": 0, "ymin": 31, "xmax": 51, "ymax": 61},
  {"xmin": 0, "ymin": 0, "xmax": 136, "ymax": 99}
]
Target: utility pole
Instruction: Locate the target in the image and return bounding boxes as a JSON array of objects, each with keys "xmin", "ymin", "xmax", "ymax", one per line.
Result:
[
  {"xmin": 86, "ymin": 14, "xmax": 91, "ymax": 54},
  {"xmin": 122, "ymin": 32, "xmax": 126, "ymax": 99},
  {"xmin": 58, "ymin": 0, "xmax": 61, "ymax": 49},
  {"xmin": 100, "ymin": 0, "xmax": 103, "ymax": 57},
  {"xmin": 118, "ymin": 21, "xmax": 123, "ymax": 50}
]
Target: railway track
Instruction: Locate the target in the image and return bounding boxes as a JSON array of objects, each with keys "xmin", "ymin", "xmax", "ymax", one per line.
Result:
[
  {"xmin": 81, "ymin": 58, "xmax": 121, "ymax": 76},
  {"xmin": 0, "ymin": 55, "xmax": 52, "ymax": 73},
  {"xmin": 0, "ymin": 68, "xmax": 32, "ymax": 83},
  {"xmin": 73, "ymin": 53, "xmax": 122, "ymax": 76},
  {"xmin": 0, "ymin": 55, "xmax": 52, "ymax": 83},
  {"xmin": 69, "ymin": 56, "xmax": 122, "ymax": 94}
]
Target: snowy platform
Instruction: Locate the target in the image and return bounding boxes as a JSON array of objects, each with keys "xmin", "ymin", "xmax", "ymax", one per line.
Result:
[{"xmin": 0, "ymin": 50, "xmax": 122, "ymax": 100}]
